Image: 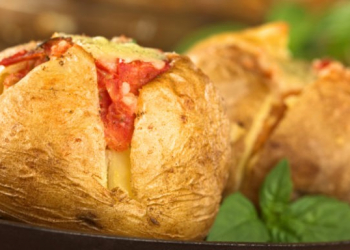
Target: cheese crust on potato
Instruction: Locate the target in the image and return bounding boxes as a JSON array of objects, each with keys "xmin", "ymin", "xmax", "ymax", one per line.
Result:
[{"xmin": 0, "ymin": 36, "xmax": 230, "ymax": 240}]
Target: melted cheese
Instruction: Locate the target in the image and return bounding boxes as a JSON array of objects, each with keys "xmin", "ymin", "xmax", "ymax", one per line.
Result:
[
  {"xmin": 0, "ymin": 65, "xmax": 4, "ymax": 94},
  {"xmin": 53, "ymin": 33, "xmax": 166, "ymax": 69},
  {"xmin": 106, "ymin": 149, "xmax": 132, "ymax": 196},
  {"xmin": 235, "ymin": 96, "xmax": 275, "ymax": 190}
]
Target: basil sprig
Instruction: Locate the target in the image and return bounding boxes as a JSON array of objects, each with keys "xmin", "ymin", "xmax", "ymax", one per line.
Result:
[
  {"xmin": 206, "ymin": 192, "xmax": 269, "ymax": 242},
  {"xmin": 207, "ymin": 160, "xmax": 350, "ymax": 243}
]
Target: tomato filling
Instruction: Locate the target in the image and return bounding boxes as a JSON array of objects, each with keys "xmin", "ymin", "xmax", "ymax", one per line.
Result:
[
  {"xmin": 0, "ymin": 37, "xmax": 170, "ymax": 151},
  {"xmin": 314, "ymin": 59, "xmax": 332, "ymax": 71},
  {"xmin": 96, "ymin": 59, "xmax": 169, "ymax": 151}
]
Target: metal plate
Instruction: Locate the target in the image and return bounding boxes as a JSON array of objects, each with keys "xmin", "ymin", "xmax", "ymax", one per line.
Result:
[{"xmin": 1, "ymin": 219, "xmax": 350, "ymax": 250}]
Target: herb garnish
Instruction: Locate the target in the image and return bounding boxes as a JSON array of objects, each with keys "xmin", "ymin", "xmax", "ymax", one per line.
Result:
[{"xmin": 207, "ymin": 159, "xmax": 350, "ymax": 243}]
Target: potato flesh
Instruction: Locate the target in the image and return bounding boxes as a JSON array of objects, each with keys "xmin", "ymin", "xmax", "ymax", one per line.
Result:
[{"xmin": 106, "ymin": 149, "xmax": 132, "ymax": 196}]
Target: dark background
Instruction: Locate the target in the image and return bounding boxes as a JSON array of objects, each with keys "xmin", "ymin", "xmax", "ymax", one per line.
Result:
[{"xmin": 0, "ymin": 0, "xmax": 336, "ymax": 51}]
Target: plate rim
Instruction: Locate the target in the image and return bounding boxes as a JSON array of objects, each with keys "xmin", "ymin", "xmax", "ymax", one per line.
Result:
[{"xmin": 1, "ymin": 218, "xmax": 350, "ymax": 249}]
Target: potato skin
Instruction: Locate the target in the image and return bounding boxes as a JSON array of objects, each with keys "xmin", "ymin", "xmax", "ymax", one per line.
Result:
[
  {"xmin": 0, "ymin": 45, "xmax": 230, "ymax": 240},
  {"xmin": 241, "ymin": 62, "xmax": 350, "ymax": 204},
  {"xmin": 186, "ymin": 23, "xmax": 300, "ymax": 195},
  {"xmin": 188, "ymin": 43, "xmax": 277, "ymax": 196},
  {"xmin": 131, "ymin": 54, "xmax": 230, "ymax": 238},
  {"xmin": 188, "ymin": 22, "xmax": 350, "ymax": 205}
]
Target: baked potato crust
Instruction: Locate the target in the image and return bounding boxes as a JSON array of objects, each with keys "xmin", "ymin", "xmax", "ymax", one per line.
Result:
[
  {"xmin": 242, "ymin": 62, "xmax": 350, "ymax": 203},
  {"xmin": 186, "ymin": 23, "xmax": 304, "ymax": 195},
  {"xmin": 0, "ymin": 44, "xmax": 230, "ymax": 240}
]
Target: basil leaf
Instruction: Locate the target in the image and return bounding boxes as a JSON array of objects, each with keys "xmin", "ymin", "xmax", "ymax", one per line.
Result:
[
  {"xmin": 280, "ymin": 196, "xmax": 350, "ymax": 242},
  {"xmin": 259, "ymin": 159, "xmax": 292, "ymax": 225},
  {"xmin": 208, "ymin": 158, "xmax": 350, "ymax": 243},
  {"xmin": 312, "ymin": 3, "xmax": 350, "ymax": 64},
  {"xmin": 267, "ymin": 219, "xmax": 300, "ymax": 243},
  {"xmin": 207, "ymin": 192, "xmax": 269, "ymax": 242},
  {"xmin": 266, "ymin": 1, "xmax": 350, "ymax": 64}
]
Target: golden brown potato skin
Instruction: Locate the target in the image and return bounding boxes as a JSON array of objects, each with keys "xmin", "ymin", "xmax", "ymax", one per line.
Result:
[
  {"xmin": 0, "ymin": 44, "xmax": 230, "ymax": 240},
  {"xmin": 188, "ymin": 42, "xmax": 278, "ymax": 196},
  {"xmin": 242, "ymin": 62, "xmax": 350, "ymax": 204},
  {"xmin": 186, "ymin": 23, "xmax": 310, "ymax": 195},
  {"xmin": 188, "ymin": 22, "xmax": 350, "ymax": 206}
]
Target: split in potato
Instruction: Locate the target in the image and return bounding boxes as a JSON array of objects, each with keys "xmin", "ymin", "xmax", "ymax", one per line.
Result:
[{"xmin": 0, "ymin": 35, "xmax": 231, "ymax": 240}]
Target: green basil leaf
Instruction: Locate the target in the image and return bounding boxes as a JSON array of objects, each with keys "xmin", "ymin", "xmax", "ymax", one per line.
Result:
[
  {"xmin": 259, "ymin": 159, "xmax": 292, "ymax": 224},
  {"xmin": 280, "ymin": 195, "xmax": 350, "ymax": 242},
  {"xmin": 267, "ymin": 221, "xmax": 299, "ymax": 243},
  {"xmin": 207, "ymin": 192, "xmax": 269, "ymax": 242},
  {"xmin": 311, "ymin": 3, "xmax": 350, "ymax": 64}
]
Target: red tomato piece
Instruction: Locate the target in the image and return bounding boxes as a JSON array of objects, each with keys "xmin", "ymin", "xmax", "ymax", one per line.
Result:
[
  {"xmin": 97, "ymin": 59, "xmax": 169, "ymax": 151},
  {"xmin": 0, "ymin": 39, "xmax": 170, "ymax": 152}
]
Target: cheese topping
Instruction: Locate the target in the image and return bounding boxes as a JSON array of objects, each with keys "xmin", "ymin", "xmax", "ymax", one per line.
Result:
[
  {"xmin": 53, "ymin": 33, "xmax": 166, "ymax": 69},
  {"xmin": 106, "ymin": 149, "xmax": 132, "ymax": 195}
]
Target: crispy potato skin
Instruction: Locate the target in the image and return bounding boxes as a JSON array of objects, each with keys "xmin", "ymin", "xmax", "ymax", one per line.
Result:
[
  {"xmin": 242, "ymin": 62, "xmax": 350, "ymax": 203},
  {"xmin": 188, "ymin": 43, "xmax": 275, "ymax": 195},
  {"xmin": 188, "ymin": 22, "xmax": 350, "ymax": 205},
  {"xmin": 186, "ymin": 23, "xmax": 301, "ymax": 195},
  {"xmin": 131, "ymin": 54, "xmax": 230, "ymax": 238},
  {"xmin": 0, "ymin": 45, "xmax": 230, "ymax": 240}
]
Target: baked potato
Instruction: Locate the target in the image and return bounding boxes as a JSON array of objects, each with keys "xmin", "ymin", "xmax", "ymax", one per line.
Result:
[
  {"xmin": 186, "ymin": 22, "xmax": 313, "ymax": 196},
  {"xmin": 187, "ymin": 22, "xmax": 350, "ymax": 205},
  {"xmin": 242, "ymin": 61, "xmax": 350, "ymax": 203},
  {"xmin": 0, "ymin": 35, "xmax": 230, "ymax": 240}
]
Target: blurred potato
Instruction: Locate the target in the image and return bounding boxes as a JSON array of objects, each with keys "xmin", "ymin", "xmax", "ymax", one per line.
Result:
[
  {"xmin": 242, "ymin": 61, "xmax": 350, "ymax": 203},
  {"xmin": 187, "ymin": 22, "xmax": 350, "ymax": 205},
  {"xmin": 186, "ymin": 22, "xmax": 312, "ymax": 196}
]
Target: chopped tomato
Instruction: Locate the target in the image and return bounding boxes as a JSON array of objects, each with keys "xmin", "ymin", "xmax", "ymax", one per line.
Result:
[
  {"xmin": 41, "ymin": 37, "xmax": 73, "ymax": 57},
  {"xmin": 0, "ymin": 50, "xmax": 47, "ymax": 67},
  {"xmin": 0, "ymin": 51, "xmax": 47, "ymax": 88},
  {"xmin": 0, "ymin": 38, "xmax": 73, "ymax": 88},
  {"xmin": 313, "ymin": 59, "xmax": 333, "ymax": 72},
  {"xmin": 96, "ymin": 60, "xmax": 169, "ymax": 151},
  {"xmin": 0, "ymin": 38, "xmax": 170, "ymax": 152}
]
